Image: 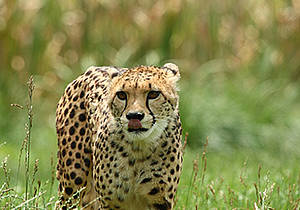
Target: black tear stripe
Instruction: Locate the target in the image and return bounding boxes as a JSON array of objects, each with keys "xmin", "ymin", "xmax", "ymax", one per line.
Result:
[
  {"xmin": 111, "ymin": 94, "xmax": 127, "ymax": 117},
  {"xmin": 146, "ymin": 98, "xmax": 156, "ymax": 126},
  {"xmin": 122, "ymin": 97, "xmax": 127, "ymax": 116}
]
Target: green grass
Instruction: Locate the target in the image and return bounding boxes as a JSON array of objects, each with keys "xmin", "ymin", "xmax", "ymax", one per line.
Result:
[
  {"xmin": 176, "ymin": 146, "xmax": 300, "ymax": 209},
  {"xmin": 1, "ymin": 133, "xmax": 299, "ymax": 209}
]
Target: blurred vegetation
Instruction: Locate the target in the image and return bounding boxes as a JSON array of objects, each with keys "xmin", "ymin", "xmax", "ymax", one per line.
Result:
[{"xmin": 0, "ymin": 0, "xmax": 299, "ymax": 197}]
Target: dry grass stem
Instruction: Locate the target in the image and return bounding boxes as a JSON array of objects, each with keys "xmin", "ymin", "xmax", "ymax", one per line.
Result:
[
  {"xmin": 193, "ymin": 157, "xmax": 199, "ymax": 184},
  {"xmin": 208, "ymin": 184, "xmax": 215, "ymax": 197},
  {"xmin": 201, "ymin": 137, "xmax": 208, "ymax": 185},
  {"xmin": 183, "ymin": 132, "xmax": 188, "ymax": 154},
  {"xmin": 10, "ymin": 104, "xmax": 24, "ymax": 109},
  {"xmin": 258, "ymin": 164, "xmax": 262, "ymax": 189},
  {"xmin": 31, "ymin": 159, "xmax": 39, "ymax": 188}
]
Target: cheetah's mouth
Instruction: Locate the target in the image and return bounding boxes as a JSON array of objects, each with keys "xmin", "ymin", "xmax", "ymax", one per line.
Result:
[
  {"xmin": 128, "ymin": 128, "xmax": 149, "ymax": 132},
  {"xmin": 128, "ymin": 119, "xmax": 149, "ymax": 132}
]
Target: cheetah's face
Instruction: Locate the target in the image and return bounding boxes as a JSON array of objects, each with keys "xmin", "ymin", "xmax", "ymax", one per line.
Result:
[{"xmin": 109, "ymin": 64, "xmax": 180, "ymax": 143}]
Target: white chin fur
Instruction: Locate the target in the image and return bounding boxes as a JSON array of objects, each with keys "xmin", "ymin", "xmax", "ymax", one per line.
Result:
[{"xmin": 124, "ymin": 119, "xmax": 168, "ymax": 144}]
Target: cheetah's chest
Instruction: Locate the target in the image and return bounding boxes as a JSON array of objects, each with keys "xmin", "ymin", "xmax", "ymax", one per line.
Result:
[{"xmin": 94, "ymin": 139, "xmax": 169, "ymax": 207}]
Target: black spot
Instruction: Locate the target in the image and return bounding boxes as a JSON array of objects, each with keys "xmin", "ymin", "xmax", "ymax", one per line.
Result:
[
  {"xmin": 73, "ymin": 193, "xmax": 79, "ymax": 199},
  {"xmin": 79, "ymin": 113, "xmax": 86, "ymax": 122},
  {"xmin": 73, "ymin": 96, "xmax": 78, "ymax": 101},
  {"xmin": 80, "ymin": 102, "xmax": 85, "ymax": 109},
  {"xmin": 150, "ymin": 160, "xmax": 158, "ymax": 166},
  {"xmin": 69, "ymin": 126, "xmax": 75, "ymax": 135},
  {"xmin": 170, "ymin": 169, "xmax": 175, "ymax": 175},
  {"xmin": 148, "ymin": 187, "xmax": 159, "ymax": 195},
  {"xmin": 62, "ymin": 149, "xmax": 66, "ymax": 157},
  {"xmin": 114, "ymin": 172, "xmax": 119, "ymax": 178},
  {"xmin": 74, "ymin": 82, "xmax": 78, "ymax": 89},
  {"xmin": 170, "ymin": 156, "xmax": 175, "ymax": 162},
  {"xmin": 66, "ymin": 159, "xmax": 72, "ymax": 166},
  {"xmin": 124, "ymin": 187, "xmax": 129, "ymax": 193},
  {"xmin": 153, "ymin": 202, "xmax": 171, "ymax": 210},
  {"xmin": 141, "ymin": 178, "xmax": 152, "ymax": 184},
  {"xmin": 85, "ymin": 70, "xmax": 92, "ymax": 75},
  {"xmin": 176, "ymin": 164, "xmax": 180, "ymax": 172},
  {"xmin": 159, "ymin": 180, "xmax": 166, "ymax": 184},
  {"xmin": 111, "ymin": 72, "xmax": 118, "ymax": 78},
  {"xmin": 84, "ymin": 158, "xmax": 90, "ymax": 168},
  {"xmin": 129, "ymin": 159, "xmax": 135, "ymax": 166},
  {"xmin": 71, "ymin": 141, "xmax": 76, "ymax": 149},
  {"xmin": 161, "ymin": 141, "xmax": 168, "ymax": 148},
  {"xmin": 118, "ymin": 195, "xmax": 124, "ymax": 202},
  {"xmin": 70, "ymin": 109, "xmax": 75, "ymax": 118},
  {"xmin": 64, "ymin": 108, "xmax": 68, "ymax": 116},
  {"xmin": 84, "ymin": 148, "xmax": 92, "ymax": 153},
  {"xmin": 75, "ymin": 177, "xmax": 83, "ymax": 185},
  {"xmin": 85, "ymin": 137, "xmax": 90, "ymax": 143},
  {"xmin": 80, "ymin": 91, "xmax": 85, "ymax": 98},
  {"xmin": 78, "ymin": 143, "xmax": 82, "ymax": 150},
  {"xmin": 70, "ymin": 172, "xmax": 76, "ymax": 179},
  {"xmin": 75, "ymin": 163, "xmax": 81, "ymax": 169},
  {"xmin": 122, "ymin": 152, "xmax": 128, "ymax": 157},
  {"xmin": 104, "ymin": 197, "xmax": 111, "ymax": 201},
  {"xmin": 79, "ymin": 128, "xmax": 85, "ymax": 136},
  {"xmin": 75, "ymin": 152, "xmax": 81, "ymax": 158},
  {"xmin": 153, "ymin": 173, "xmax": 162, "ymax": 178},
  {"xmin": 110, "ymin": 141, "xmax": 116, "ymax": 148},
  {"xmin": 65, "ymin": 187, "xmax": 73, "ymax": 195},
  {"xmin": 169, "ymin": 193, "xmax": 174, "ymax": 199},
  {"xmin": 62, "ymin": 138, "xmax": 66, "ymax": 145}
]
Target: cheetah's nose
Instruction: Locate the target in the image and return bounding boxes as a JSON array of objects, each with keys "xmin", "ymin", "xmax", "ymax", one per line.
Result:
[{"xmin": 126, "ymin": 112, "xmax": 145, "ymax": 121}]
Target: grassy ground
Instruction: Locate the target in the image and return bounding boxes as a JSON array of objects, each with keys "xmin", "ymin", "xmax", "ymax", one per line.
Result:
[
  {"xmin": 177, "ymin": 145, "xmax": 300, "ymax": 209},
  {"xmin": 1, "ymin": 134, "xmax": 299, "ymax": 209}
]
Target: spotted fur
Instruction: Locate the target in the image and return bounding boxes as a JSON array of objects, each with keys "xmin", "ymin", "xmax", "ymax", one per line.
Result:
[{"xmin": 55, "ymin": 64, "xmax": 183, "ymax": 210}]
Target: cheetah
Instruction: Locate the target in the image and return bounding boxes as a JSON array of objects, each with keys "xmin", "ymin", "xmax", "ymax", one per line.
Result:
[{"xmin": 55, "ymin": 63, "xmax": 183, "ymax": 210}]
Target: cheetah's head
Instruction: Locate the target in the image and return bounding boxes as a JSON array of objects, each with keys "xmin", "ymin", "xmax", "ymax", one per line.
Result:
[{"xmin": 108, "ymin": 63, "xmax": 180, "ymax": 144}]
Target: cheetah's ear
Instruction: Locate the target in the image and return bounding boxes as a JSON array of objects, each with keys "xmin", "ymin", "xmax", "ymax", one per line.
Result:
[{"xmin": 163, "ymin": 63, "xmax": 180, "ymax": 84}]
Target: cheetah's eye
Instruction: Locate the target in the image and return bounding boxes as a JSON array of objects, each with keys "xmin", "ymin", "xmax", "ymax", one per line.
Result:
[
  {"xmin": 147, "ymin": 91, "xmax": 161, "ymax": 100},
  {"xmin": 116, "ymin": 91, "xmax": 127, "ymax": 100}
]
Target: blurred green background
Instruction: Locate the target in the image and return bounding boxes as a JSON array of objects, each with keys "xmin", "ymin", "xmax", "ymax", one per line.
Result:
[{"xmin": 0, "ymin": 0, "xmax": 300, "ymax": 184}]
